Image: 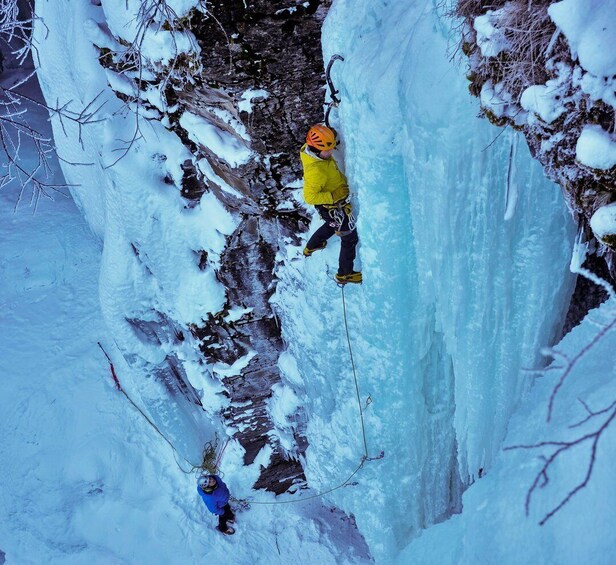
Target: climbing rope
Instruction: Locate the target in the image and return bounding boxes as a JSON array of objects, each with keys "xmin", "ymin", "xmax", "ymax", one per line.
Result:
[
  {"xmin": 231, "ymin": 284, "xmax": 383, "ymax": 507},
  {"xmin": 236, "ymin": 459, "xmax": 365, "ymax": 506},
  {"xmin": 341, "ymin": 285, "xmax": 369, "ymax": 460},
  {"xmin": 97, "ymin": 270, "xmax": 382, "ymax": 506},
  {"xmin": 97, "ymin": 342, "xmax": 200, "ymax": 474}
]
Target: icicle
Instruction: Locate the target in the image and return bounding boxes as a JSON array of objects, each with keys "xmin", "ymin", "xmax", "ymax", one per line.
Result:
[
  {"xmin": 569, "ymin": 224, "xmax": 589, "ymax": 273},
  {"xmin": 503, "ymin": 131, "xmax": 518, "ymax": 221}
]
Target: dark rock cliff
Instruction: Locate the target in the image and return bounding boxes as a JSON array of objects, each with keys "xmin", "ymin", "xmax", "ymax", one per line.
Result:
[
  {"xmin": 184, "ymin": 0, "xmax": 333, "ymax": 493},
  {"xmin": 94, "ymin": 0, "xmax": 333, "ymax": 493}
]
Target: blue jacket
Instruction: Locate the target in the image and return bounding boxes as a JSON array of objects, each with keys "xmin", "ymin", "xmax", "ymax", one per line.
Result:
[{"xmin": 197, "ymin": 475, "xmax": 230, "ymax": 516}]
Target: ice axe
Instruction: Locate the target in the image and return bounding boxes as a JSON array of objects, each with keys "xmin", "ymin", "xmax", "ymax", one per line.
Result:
[{"xmin": 325, "ymin": 54, "xmax": 344, "ymax": 128}]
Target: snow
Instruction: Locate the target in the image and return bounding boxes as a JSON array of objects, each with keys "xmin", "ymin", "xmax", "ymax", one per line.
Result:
[
  {"xmin": 179, "ymin": 110, "xmax": 253, "ymax": 167},
  {"xmin": 100, "ymin": 0, "xmax": 204, "ymax": 45},
  {"xmin": 590, "ymin": 202, "xmax": 616, "ymax": 243},
  {"xmin": 212, "ymin": 351, "xmax": 257, "ymax": 379},
  {"xmin": 239, "ymin": 89, "xmax": 269, "ymax": 114},
  {"xmin": 83, "ymin": 18, "xmax": 123, "ymax": 52},
  {"xmin": 140, "ymin": 27, "xmax": 199, "ymax": 66},
  {"xmin": 104, "ymin": 67, "xmax": 138, "ymax": 98},
  {"xmin": 549, "ymin": 0, "xmax": 616, "ymax": 77},
  {"xmin": 521, "ymin": 83, "xmax": 567, "ymax": 124},
  {"xmin": 480, "ymin": 80, "xmax": 527, "ymax": 126},
  {"xmin": 474, "ymin": 7, "xmax": 512, "ymax": 58},
  {"xmin": 576, "ymin": 124, "xmax": 616, "ymax": 170},
  {"xmin": 578, "ymin": 69, "xmax": 616, "ymax": 110},
  {"xmin": 267, "ymin": 383, "xmax": 302, "ymax": 452}
]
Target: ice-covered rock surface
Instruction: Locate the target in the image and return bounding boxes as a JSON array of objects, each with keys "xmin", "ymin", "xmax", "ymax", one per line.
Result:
[{"xmin": 398, "ymin": 297, "xmax": 616, "ymax": 565}]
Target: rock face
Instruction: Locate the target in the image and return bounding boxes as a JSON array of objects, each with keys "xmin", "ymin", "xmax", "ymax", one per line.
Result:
[
  {"xmin": 454, "ymin": 0, "xmax": 616, "ymax": 325},
  {"xmin": 183, "ymin": 0, "xmax": 333, "ymax": 492},
  {"xmin": 88, "ymin": 0, "xmax": 333, "ymax": 493}
]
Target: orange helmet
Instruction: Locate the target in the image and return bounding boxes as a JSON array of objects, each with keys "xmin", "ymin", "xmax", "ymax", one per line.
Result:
[{"xmin": 306, "ymin": 124, "xmax": 336, "ymax": 150}]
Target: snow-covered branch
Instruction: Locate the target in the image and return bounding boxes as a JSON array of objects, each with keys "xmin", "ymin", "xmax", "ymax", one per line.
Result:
[
  {"xmin": 0, "ymin": 83, "xmax": 106, "ymax": 207},
  {"xmin": 0, "ymin": 0, "xmax": 35, "ymax": 66},
  {"xmin": 1, "ymin": 1, "xmax": 90, "ymax": 205},
  {"xmin": 542, "ymin": 317, "xmax": 615, "ymax": 422}
]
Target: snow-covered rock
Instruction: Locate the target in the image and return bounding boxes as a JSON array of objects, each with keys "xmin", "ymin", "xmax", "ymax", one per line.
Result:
[
  {"xmin": 590, "ymin": 202, "xmax": 616, "ymax": 249},
  {"xmin": 549, "ymin": 0, "xmax": 616, "ymax": 77},
  {"xmin": 474, "ymin": 7, "xmax": 512, "ymax": 57},
  {"xmin": 576, "ymin": 124, "xmax": 616, "ymax": 170}
]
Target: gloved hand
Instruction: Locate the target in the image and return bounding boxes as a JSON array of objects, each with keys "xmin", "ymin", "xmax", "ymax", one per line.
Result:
[{"xmin": 331, "ymin": 185, "xmax": 349, "ymax": 203}]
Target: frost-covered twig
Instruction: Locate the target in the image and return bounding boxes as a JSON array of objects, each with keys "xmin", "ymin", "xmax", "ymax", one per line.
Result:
[
  {"xmin": 99, "ymin": 0, "xmax": 205, "ymax": 165},
  {"xmin": 539, "ymin": 269, "xmax": 616, "ymax": 421},
  {"xmin": 0, "ymin": 0, "xmax": 35, "ymax": 65},
  {"xmin": 542, "ymin": 319, "xmax": 615, "ymax": 422},
  {"xmin": 569, "ymin": 399, "xmax": 616, "ymax": 430},
  {"xmin": 104, "ymin": 108, "xmax": 144, "ymax": 168},
  {"xmin": 511, "ymin": 266, "xmax": 616, "ymax": 525},
  {"xmin": 1, "ymin": 84, "xmax": 103, "ymax": 206},
  {"xmin": 0, "ymin": 2, "xmax": 104, "ymax": 205},
  {"xmin": 505, "ymin": 403, "xmax": 616, "ymax": 525},
  {"xmin": 572, "ymin": 266, "xmax": 616, "ymax": 302},
  {"xmin": 0, "ymin": 121, "xmax": 72, "ymax": 210}
]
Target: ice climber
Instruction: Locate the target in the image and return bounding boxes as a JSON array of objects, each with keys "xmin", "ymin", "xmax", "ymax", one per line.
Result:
[
  {"xmin": 197, "ymin": 474, "xmax": 236, "ymax": 535},
  {"xmin": 300, "ymin": 124, "xmax": 362, "ymax": 284}
]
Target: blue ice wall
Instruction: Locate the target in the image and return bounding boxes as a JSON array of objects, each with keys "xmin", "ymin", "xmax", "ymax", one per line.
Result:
[{"xmin": 276, "ymin": 0, "xmax": 575, "ymax": 560}]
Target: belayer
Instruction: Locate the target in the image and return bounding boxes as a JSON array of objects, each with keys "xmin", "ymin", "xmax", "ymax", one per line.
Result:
[
  {"xmin": 197, "ymin": 474, "xmax": 236, "ymax": 535},
  {"xmin": 300, "ymin": 124, "xmax": 362, "ymax": 284}
]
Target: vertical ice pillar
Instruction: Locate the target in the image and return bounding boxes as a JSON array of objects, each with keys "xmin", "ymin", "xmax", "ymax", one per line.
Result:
[{"xmin": 291, "ymin": 0, "xmax": 578, "ymax": 558}]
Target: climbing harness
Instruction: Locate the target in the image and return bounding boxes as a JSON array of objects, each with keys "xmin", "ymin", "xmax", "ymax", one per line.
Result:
[
  {"xmin": 324, "ymin": 54, "xmax": 344, "ymax": 128},
  {"xmin": 322, "ymin": 199, "xmax": 356, "ymax": 233}
]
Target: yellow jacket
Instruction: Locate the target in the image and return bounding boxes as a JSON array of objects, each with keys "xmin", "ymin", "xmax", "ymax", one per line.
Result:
[{"xmin": 300, "ymin": 144, "xmax": 350, "ymax": 206}]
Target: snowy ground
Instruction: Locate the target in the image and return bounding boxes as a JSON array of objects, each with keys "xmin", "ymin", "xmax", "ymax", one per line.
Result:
[{"xmin": 399, "ymin": 297, "xmax": 616, "ymax": 565}]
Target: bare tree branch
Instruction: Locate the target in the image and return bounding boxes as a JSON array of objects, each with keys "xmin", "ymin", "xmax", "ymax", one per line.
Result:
[
  {"xmin": 505, "ymin": 404, "xmax": 615, "ymax": 526},
  {"xmin": 543, "ymin": 319, "xmax": 616, "ymax": 422},
  {"xmin": 508, "ymin": 269, "xmax": 615, "ymax": 526},
  {"xmin": 0, "ymin": 1, "xmax": 101, "ymax": 206}
]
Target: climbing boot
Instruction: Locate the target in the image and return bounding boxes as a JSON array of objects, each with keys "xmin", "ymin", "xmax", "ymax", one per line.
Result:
[
  {"xmin": 335, "ymin": 271, "xmax": 362, "ymax": 284},
  {"xmin": 303, "ymin": 241, "xmax": 327, "ymax": 257},
  {"xmin": 217, "ymin": 526, "xmax": 235, "ymax": 535}
]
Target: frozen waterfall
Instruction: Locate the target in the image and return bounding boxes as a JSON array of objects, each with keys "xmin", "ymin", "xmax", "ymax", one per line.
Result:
[{"xmin": 275, "ymin": 1, "xmax": 576, "ymax": 559}]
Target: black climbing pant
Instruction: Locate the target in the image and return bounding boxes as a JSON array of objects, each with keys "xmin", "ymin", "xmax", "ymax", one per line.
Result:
[
  {"xmin": 306, "ymin": 203, "xmax": 358, "ymax": 276},
  {"xmin": 218, "ymin": 504, "xmax": 235, "ymax": 532}
]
